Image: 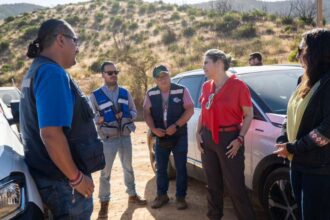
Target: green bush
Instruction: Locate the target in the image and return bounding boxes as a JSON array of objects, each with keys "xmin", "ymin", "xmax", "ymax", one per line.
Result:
[
  {"xmin": 161, "ymin": 28, "xmax": 177, "ymax": 45},
  {"xmin": 111, "ymin": 2, "xmax": 120, "ymax": 14},
  {"xmin": 4, "ymin": 16, "xmax": 14, "ymax": 23},
  {"xmin": 15, "ymin": 59, "xmax": 24, "ymax": 70},
  {"xmin": 235, "ymin": 24, "xmax": 257, "ymax": 38},
  {"xmin": 138, "ymin": 5, "xmax": 147, "ymax": 15},
  {"xmin": 95, "ymin": 12, "xmax": 104, "ymax": 23},
  {"xmin": 223, "ymin": 13, "xmax": 241, "ymax": 28},
  {"xmin": 265, "ymin": 28, "xmax": 274, "ymax": 35},
  {"xmin": 0, "ymin": 41, "xmax": 10, "ymax": 52},
  {"xmin": 281, "ymin": 16, "xmax": 294, "ymax": 25},
  {"xmin": 213, "ymin": 13, "xmax": 241, "ymax": 35},
  {"xmin": 183, "ymin": 27, "xmax": 196, "ymax": 38},
  {"xmin": 178, "ymin": 5, "xmax": 189, "ymax": 12},
  {"xmin": 181, "ymin": 19, "xmax": 188, "ymax": 27},
  {"xmin": 1, "ymin": 64, "xmax": 11, "ymax": 72},
  {"xmin": 147, "ymin": 4, "xmax": 156, "ymax": 13},
  {"xmin": 22, "ymin": 26, "xmax": 39, "ymax": 41},
  {"xmin": 153, "ymin": 28, "xmax": 160, "ymax": 36},
  {"xmin": 90, "ymin": 60, "xmax": 103, "ymax": 73},
  {"xmin": 241, "ymin": 12, "xmax": 256, "ymax": 22},
  {"xmin": 170, "ymin": 12, "xmax": 181, "ymax": 20},
  {"xmin": 288, "ymin": 48, "xmax": 298, "ymax": 62},
  {"xmin": 66, "ymin": 15, "xmax": 80, "ymax": 26},
  {"xmin": 250, "ymin": 9, "xmax": 267, "ymax": 19},
  {"xmin": 128, "ymin": 22, "xmax": 139, "ymax": 31},
  {"xmin": 147, "ymin": 21, "xmax": 154, "ymax": 28},
  {"xmin": 17, "ymin": 20, "xmax": 28, "ymax": 28}
]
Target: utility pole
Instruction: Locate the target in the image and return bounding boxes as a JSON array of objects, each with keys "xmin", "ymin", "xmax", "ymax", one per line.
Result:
[{"xmin": 316, "ymin": 0, "xmax": 323, "ymax": 27}]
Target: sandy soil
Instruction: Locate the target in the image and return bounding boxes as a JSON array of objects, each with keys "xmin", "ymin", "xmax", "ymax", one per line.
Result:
[{"xmin": 90, "ymin": 122, "xmax": 267, "ymax": 220}]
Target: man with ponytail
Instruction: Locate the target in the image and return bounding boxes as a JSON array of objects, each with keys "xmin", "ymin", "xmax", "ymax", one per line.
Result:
[{"xmin": 20, "ymin": 19, "xmax": 105, "ymax": 219}]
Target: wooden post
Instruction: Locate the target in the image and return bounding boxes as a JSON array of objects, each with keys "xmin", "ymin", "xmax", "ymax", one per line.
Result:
[{"xmin": 317, "ymin": 0, "xmax": 323, "ymax": 27}]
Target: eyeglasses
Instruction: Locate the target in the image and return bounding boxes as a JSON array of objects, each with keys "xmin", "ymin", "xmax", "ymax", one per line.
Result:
[
  {"xmin": 104, "ymin": 70, "xmax": 120, "ymax": 76},
  {"xmin": 205, "ymin": 93, "xmax": 215, "ymax": 110},
  {"xmin": 62, "ymin": 34, "xmax": 79, "ymax": 46}
]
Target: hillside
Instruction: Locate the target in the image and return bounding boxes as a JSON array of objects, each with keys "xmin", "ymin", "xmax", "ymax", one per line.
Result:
[
  {"xmin": 0, "ymin": 0, "xmax": 323, "ymax": 107},
  {"xmin": 0, "ymin": 3, "xmax": 44, "ymax": 20},
  {"xmin": 194, "ymin": 0, "xmax": 330, "ymax": 22}
]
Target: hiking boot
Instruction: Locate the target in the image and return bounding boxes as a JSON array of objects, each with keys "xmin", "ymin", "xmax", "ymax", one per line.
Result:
[
  {"xmin": 151, "ymin": 194, "xmax": 169, "ymax": 209},
  {"xmin": 176, "ymin": 197, "xmax": 187, "ymax": 210},
  {"xmin": 97, "ymin": 201, "xmax": 109, "ymax": 219},
  {"xmin": 129, "ymin": 194, "xmax": 147, "ymax": 205}
]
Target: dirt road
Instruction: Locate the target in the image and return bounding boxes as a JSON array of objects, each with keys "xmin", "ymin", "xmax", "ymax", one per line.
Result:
[{"xmin": 91, "ymin": 122, "xmax": 267, "ymax": 220}]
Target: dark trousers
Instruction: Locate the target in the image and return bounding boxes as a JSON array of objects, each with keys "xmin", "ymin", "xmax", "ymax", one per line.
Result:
[
  {"xmin": 201, "ymin": 128, "xmax": 256, "ymax": 220},
  {"xmin": 291, "ymin": 170, "xmax": 330, "ymax": 220},
  {"xmin": 155, "ymin": 134, "xmax": 188, "ymax": 198}
]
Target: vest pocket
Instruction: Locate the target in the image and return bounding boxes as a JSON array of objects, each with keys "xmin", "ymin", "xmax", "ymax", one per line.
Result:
[
  {"xmin": 100, "ymin": 122, "xmax": 119, "ymax": 139},
  {"xmin": 121, "ymin": 118, "xmax": 136, "ymax": 136}
]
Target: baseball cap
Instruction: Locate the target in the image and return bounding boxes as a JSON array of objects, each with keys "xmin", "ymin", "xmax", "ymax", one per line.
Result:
[{"xmin": 153, "ymin": 65, "xmax": 169, "ymax": 78}]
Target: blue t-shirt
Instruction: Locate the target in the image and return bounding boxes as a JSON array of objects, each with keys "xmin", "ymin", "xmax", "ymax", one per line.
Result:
[{"xmin": 33, "ymin": 63, "xmax": 75, "ymax": 128}]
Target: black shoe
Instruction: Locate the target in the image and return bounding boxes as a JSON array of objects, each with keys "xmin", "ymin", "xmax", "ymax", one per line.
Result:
[
  {"xmin": 176, "ymin": 197, "xmax": 187, "ymax": 210},
  {"xmin": 151, "ymin": 195, "xmax": 169, "ymax": 209}
]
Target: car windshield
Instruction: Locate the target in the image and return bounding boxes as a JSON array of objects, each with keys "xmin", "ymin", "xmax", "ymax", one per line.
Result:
[
  {"xmin": 239, "ymin": 69, "xmax": 303, "ymax": 114},
  {"xmin": 0, "ymin": 89, "xmax": 20, "ymax": 106}
]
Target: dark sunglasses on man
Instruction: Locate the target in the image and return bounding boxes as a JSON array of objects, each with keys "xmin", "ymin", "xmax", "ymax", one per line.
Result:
[{"xmin": 104, "ymin": 70, "xmax": 120, "ymax": 76}]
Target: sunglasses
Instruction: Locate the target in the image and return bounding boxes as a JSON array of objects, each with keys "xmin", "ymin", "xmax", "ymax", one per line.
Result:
[
  {"xmin": 205, "ymin": 93, "xmax": 215, "ymax": 110},
  {"xmin": 61, "ymin": 34, "xmax": 79, "ymax": 46},
  {"xmin": 104, "ymin": 70, "xmax": 120, "ymax": 76}
]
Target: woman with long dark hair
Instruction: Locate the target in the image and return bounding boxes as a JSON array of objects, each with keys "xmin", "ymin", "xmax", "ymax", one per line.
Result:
[
  {"xmin": 275, "ymin": 28, "xmax": 330, "ymax": 219},
  {"xmin": 196, "ymin": 49, "xmax": 255, "ymax": 220}
]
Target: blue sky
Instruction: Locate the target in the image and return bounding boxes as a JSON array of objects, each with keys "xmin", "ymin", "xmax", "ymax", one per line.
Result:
[{"xmin": 0, "ymin": 0, "xmax": 283, "ymax": 7}]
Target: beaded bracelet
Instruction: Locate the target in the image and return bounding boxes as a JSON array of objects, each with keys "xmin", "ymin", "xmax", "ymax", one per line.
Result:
[
  {"xmin": 237, "ymin": 136, "xmax": 244, "ymax": 145},
  {"xmin": 69, "ymin": 171, "xmax": 83, "ymax": 187}
]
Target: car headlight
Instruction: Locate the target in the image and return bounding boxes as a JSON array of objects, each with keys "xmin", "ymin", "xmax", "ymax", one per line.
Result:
[{"xmin": 0, "ymin": 173, "xmax": 26, "ymax": 220}]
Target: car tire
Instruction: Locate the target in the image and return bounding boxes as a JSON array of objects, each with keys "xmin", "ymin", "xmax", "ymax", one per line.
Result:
[
  {"xmin": 262, "ymin": 167, "xmax": 298, "ymax": 220},
  {"xmin": 147, "ymin": 131, "xmax": 176, "ymax": 180}
]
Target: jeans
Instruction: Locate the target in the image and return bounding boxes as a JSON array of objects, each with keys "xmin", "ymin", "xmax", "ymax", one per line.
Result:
[
  {"xmin": 34, "ymin": 177, "xmax": 93, "ymax": 220},
  {"xmin": 155, "ymin": 134, "xmax": 188, "ymax": 198},
  {"xmin": 99, "ymin": 136, "xmax": 136, "ymax": 202},
  {"xmin": 291, "ymin": 170, "xmax": 330, "ymax": 220}
]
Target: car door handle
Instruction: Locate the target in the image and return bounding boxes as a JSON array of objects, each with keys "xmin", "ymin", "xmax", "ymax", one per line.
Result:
[{"xmin": 255, "ymin": 128, "xmax": 264, "ymax": 132}]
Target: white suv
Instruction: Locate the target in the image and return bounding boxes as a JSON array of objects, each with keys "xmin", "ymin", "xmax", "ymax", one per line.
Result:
[
  {"xmin": 148, "ymin": 65, "xmax": 303, "ymax": 220},
  {"xmin": 0, "ymin": 96, "xmax": 43, "ymax": 219}
]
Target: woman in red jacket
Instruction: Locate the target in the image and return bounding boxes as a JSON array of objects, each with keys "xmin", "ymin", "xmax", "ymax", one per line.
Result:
[{"xmin": 196, "ymin": 49, "xmax": 255, "ymax": 220}]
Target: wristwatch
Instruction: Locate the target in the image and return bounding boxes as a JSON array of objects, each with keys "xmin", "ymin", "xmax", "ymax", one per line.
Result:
[{"xmin": 175, "ymin": 123, "xmax": 180, "ymax": 130}]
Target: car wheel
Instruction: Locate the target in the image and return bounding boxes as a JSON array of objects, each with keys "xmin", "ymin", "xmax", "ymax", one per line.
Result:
[
  {"xmin": 147, "ymin": 130, "xmax": 176, "ymax": 179},
  {"xmin": 262, "ymin": 167, "xmax": 298, "ymax": 220}
]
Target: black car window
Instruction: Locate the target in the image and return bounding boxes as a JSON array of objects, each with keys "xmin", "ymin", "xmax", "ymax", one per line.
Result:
[
  {"xmin": 239, "ymin": 69, "xmax": 302, "ymax": 114},
  {"xmin": 177, "ymin": 76, "xmax": 205, "ymax": 108}
]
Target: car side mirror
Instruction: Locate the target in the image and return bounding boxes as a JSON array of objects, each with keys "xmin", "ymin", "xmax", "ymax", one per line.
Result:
[{"xmin": 9, "ymin": 100, "xmax": 19, "ymax": 125}]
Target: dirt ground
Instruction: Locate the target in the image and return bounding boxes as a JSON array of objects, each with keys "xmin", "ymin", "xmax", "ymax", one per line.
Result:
[{"xmin": 90, "ymin": 122, "xmax": 267, "ymax": 220}]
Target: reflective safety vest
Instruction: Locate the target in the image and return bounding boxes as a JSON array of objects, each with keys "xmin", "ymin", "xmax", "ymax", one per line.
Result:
[
  {"xmin": 147, "ymin": 83, "xmax": 187, "ymax": 136},
  {"xmin": 92, "ymin": 87, "xmax": 135, "ymax": 138}
]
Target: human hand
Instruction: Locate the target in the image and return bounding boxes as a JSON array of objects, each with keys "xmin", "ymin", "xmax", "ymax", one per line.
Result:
[
  {"xmin": 196, "ymin": 132, "xmax": 204, "ymax": 154},
  {"xmin": 226, "ymin": 139, "xmax": 241, "ymax": 159},
  {"xmin": 97, "ymin": 116, "xmax": 104, "ymax": 125},
  {"xmin": 274, "ymin": 143, "xmax": 289, "ymax": 158},
  {"xmin": 166, "ymin": 124, "xmax": 177, "ymax": 136},
  {"xmin": 74, "ymin": 175, "xmax": 94, "ymax": 199},
  {"xmin": 152, "ymin": 128, "xmax": 166, "ymax": 137},
  {"xmin": 116, "ymin": 112, "xmax": 123, "ymax": 119}
]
